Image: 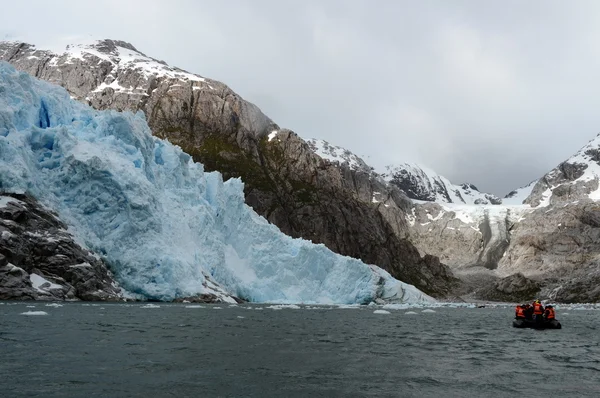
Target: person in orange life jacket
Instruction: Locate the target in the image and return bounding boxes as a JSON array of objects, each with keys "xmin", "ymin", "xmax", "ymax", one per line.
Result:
[
  {"xmin": 532, "ymin": 299, "xmax": 544, "ymax": 323},
  {"xmin": 544, "ymin": 305, "xmax": 556, "ymax": 321},
  {"xmin": 515, "ymin": 305, "xmax": 526, "ymax": 319}
]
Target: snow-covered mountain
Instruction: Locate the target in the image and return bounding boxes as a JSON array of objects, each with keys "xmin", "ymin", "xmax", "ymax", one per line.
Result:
[
  {"xmin": 303, "ymin": 139, "xmax": 501, "ymax": 205},
  {"xmin": 382, "ymin": 163, "xmax": 502, "ymax": 205},
  {"xmin": 525, "ymin": 134, "xmax": 600, "ymax": 206},
  {"xmin": 0, "ymin": 62, "xmax": 432, "ymax": 304},
  {"xmin": 306, "ymin": 139, "xmax": 374, "ymax": 174},
  {"xmin": 0, "ymin": 39, "xmax": 211, "ymax": 102}
]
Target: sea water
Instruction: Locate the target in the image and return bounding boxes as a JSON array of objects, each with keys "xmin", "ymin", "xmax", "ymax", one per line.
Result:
[{"xmin": 1, "ymin": 302, "xmax": 599, "ymax": 397}]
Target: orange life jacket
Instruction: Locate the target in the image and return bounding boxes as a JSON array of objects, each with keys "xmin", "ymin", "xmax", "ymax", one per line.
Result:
[
  {"xmin": 545, "ymin": 307, "xmax": 555, "ymax": 319},
  {"xmin": 515, "ymin": 307, "xmax": 525, "ymax": 318},
  {"xmin": 533, "ymin": 302, "xmax": 544, "ymax": 315}
]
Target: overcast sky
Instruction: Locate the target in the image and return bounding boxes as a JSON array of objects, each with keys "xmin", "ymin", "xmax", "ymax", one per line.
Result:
[{"xmin": 2, "ymin": 0, "xmax": 600, "ymax": 195}]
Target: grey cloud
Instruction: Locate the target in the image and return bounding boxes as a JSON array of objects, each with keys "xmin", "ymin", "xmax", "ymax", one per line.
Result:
[{"xmin": 3, "ymin": 0, "xmax": 600, "ymax": 195}]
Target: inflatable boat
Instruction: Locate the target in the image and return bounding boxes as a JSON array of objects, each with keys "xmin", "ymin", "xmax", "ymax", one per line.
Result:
[{"xmin": 513, "ymin": 318, "xmax": 562, "ymax": 329}]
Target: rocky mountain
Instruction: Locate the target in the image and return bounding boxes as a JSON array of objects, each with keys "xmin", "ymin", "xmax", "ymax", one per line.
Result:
[
  {"xmin": 382, "ymin": 163, "xmax": 502, "ymax": 205},
  {"xmin": 304, "ymin": 130, "xmax": 600, "ymax": 303},
  {"xmin": 0, "ymin": 193, "xmax": 122, "ymax": 301},
  {"xmin": 402, "ymin": 135, "xmax": 600, "ymax": 303},
  {"xmin": 0, "ymin": 39, "xmax": 457, "ymax": 297}
]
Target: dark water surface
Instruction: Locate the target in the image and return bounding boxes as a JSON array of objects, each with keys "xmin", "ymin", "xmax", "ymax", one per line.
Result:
[{"xmin": 1, "ymin": 302, "xmax": 599, "ymax": 397}]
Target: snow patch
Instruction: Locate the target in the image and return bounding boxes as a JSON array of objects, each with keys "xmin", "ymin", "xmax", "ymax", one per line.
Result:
[{"xmin": 30, "ymin": 274, "xmax": 64, "ymax": 292}]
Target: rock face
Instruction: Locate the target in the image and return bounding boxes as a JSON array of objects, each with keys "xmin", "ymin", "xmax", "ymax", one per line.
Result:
[
  {"xmin": 0, "ymin": 193, "xmax": 122, "ymax": 300},
  {"xmin": 381, "ymin": 163, "xmax": 501, "ymax": 205},
  {"xmin": 404, "ymin": 190, "xmax": 600, "ymax": 302},
  {"xmin": 0, "ymin": 39, "xmax": 457, "ymax": 297},
  {"xmin": 476, "ymin": 273, "xmax": 541, "ymax": 302},
  {"xmin": 500, "ymin": 201, "xmax": 600, "ymax": 303}
]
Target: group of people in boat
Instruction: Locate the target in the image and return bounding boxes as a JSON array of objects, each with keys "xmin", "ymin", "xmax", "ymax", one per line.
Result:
[{"xmin": 515, "ymin": 299, "xmax": 556, "ymax": 323}]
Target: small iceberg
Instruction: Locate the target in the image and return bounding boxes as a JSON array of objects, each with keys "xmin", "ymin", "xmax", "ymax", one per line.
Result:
[
  {"xmin": 404, "ymin": 311, "xmax": 418, "ymax": 315},
  {"xmin": 373, "ymin": 310, "xmax": 391, "ymax": 314},
  {"xmin": 21, "ymin": 311, "xmax": 48, "ymax": 316},
  {"xmin": 422, "ymin": 309, "xmax": 436, "ymax": 313}
]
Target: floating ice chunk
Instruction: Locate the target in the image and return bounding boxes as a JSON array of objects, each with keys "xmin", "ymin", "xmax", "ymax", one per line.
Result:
[
  {"xmin": 213, "ymin": 307, "xmax": 222, "ymax": 310},
  {"xmin": 266, "ymin": 304, "xmax": 301, "ymax": 310},
  {"xmin": 404, "ymin": 311, "xmax": 418, "ymax": 315},
  {"xmin": 140, "ymin": 304, "xmax": 160, "ymax": 308},
  {"xmin": 421, "ymin": 309, "xmax": 436, "ymax": 313},
  {"xmin": 184, "ymin": 305, "xmax": 204, "ymax": 308},
  {"xmin": 373, "ymin": 310, "xmax": 391, "ymax": 314},
  {"xmin": 21, "ymin": 311, "xmax": 48, "ymax": 316},
  {"xmin": 335, "ymin": 304, "xmax": 361, "ymax": 309},
  {"xmin": 237, "ymin": 316, "xmax": 245, "ymax": 319}
]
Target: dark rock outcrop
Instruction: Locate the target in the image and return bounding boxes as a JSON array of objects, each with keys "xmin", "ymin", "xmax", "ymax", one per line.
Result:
[
  {"xmin": 475, "ymin": 272, "xmax": 540, "ymax": 302},
  {"xmin": 0, "ymin": 40, "xmax": 457, "ymax": 297},
  {"xmin": 0, "ymin": 193, "xmax": 122, "ymax": 300}
]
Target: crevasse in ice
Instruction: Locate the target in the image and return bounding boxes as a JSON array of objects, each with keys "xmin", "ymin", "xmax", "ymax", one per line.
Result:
[{"xmin": 0, "ymin": 62, "xmax": 433, "ymax": 304}]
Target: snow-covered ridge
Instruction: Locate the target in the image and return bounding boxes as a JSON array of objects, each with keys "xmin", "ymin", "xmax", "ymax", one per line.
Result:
[
  {"xmin": 306, "ymin": 139, "xmax": 374, "ymax": 174},
  {"xmin": 61, "ymin": 39, "xmax": 205, "ymax": 83},
  {"xmin": 304, "ymin": 139, "xmax": 501, "ymax": 205},
  {"xmin": 0, "ymin": 39, "xmax": 212, "ymax": 99},
  {"xmin": 0, "ymin": 62, "xmax": 432, "ymax": 305},
  {"xmin": 382, "ymin": 163, "xmax": 501, "ymax": 205}
]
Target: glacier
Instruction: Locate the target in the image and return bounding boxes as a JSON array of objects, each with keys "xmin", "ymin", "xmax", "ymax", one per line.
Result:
[{"xmin": 0, "ymin": 62, "xmax": 433, "ymax": 304}]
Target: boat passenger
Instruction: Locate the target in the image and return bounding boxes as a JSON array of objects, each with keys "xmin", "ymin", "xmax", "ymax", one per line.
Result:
[
  {"xmin": 515, "ymin": 305, "xmax": 525, "ymax": 319},
  {"xmin": 544, "ymin": 305, "xmax": 556, "ymax": 321},
  {"xmin": 533, "ymin": 299, "xmax": 544, "ymax": 324}
]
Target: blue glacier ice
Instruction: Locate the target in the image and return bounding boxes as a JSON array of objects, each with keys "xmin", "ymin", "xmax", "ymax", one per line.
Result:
[{"xmin": 0, "ymin": 62, "xmax": 433, "ymax": 304}]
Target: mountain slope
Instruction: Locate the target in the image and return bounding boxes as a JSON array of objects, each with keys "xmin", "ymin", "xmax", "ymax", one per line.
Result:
[
  {"xmin": 302, "ymin": 134, "xmax": 600, "ymax": 302},
  {"xmin": 0, "ymin": 62, "xmax": 433, "ymax": 304},
  {"xmin": 0, "ymin": 39, "xmax": 457, "ymax": 297}
]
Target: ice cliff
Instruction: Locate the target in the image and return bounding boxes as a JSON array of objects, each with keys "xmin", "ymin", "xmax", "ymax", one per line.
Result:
[{"xmin": 0, "ymin": 62, "xmax": 432, "ymax": 304}]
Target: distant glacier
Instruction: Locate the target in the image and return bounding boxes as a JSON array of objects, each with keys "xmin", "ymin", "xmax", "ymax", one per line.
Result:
[{"xmin": 0, "ymin": 62, "xmax": 432, "ymax": 304}]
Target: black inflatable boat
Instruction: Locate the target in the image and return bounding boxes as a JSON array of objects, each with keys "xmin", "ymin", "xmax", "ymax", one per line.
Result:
[{"xmin": 513, "ymin": 318, "xmax": 562, "ymax": 329}]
